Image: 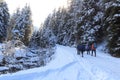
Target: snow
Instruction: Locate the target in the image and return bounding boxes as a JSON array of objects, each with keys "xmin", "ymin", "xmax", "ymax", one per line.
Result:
[
  {"xmin": 0, "ymin": 67, "xmax": 9, "ymax": 71},
  {"xmin": 14, "ymin": 48, "xmax": 27, "ymax": 57},
  {"xmin": 0, "ymin": 53, "xmax": 3, "ymax": 62},
  {"xmin": 0, "ymin": 45, "xmax": 120, "ymax": 80},
  {"xmin": 94, "ymin": 12, "xmax": 103, "ymax": 22},
  {"xmin": 113, "ymin": 3, "xmax": 120, "ymax": 6},
  {"xmin": 88, "ymin": 8, "xmax": 94, "ymax": 15},
  {"xmin": 114, "ymin": 14, "xmax": 120, "ymax": 17}
]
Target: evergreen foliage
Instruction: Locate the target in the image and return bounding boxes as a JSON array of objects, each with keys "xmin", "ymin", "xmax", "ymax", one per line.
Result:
[
  {"xmin": 0, "ymin": 0, "xmax": 10, "ymax": 42},
  {"xmin": 42, "ymin": 0, "xmax": 120, "ymax": 57},
  {"xmin": 11, "ymin": 5, "xmax": 33, "ymax": 46},
  {"xmin": 104, "ymin": 0, "xmax": 120, "ymax": 57},
  {"xmin": 0, "ymin": 0, "xmax": 119, "ymax": 57},
  {"xmin": 30, "ymin": 17, "xmax": 56, "ymax": 48},
  {"xmin": 43, "ymin": 0, "xmax": 104, "ymax": 45},
  {"xmin": 7, "ymin": 17, "xmax": 16, "ymax": 41}
]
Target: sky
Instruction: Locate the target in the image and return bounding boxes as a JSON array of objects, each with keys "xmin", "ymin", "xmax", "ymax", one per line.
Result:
[
  {"xmin": 5, "ymin": 0, "xmax": 68, "ymax": 28},
  {"xmin": 0, "ymin": 44, "xmax": 120, "ymax": 80}
]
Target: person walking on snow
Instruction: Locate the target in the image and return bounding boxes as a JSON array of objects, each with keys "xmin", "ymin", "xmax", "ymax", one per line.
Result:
[
  {"xmin": 77, "ymin": 43, "xmax": 85, "ymax": 57},
  {"xmin": 85, "ymin": 42, "xmax": 91, "ymax": 55},
  {"xmin": 91, "ymin": 41, "xmax": 97, "ymax": 57}
]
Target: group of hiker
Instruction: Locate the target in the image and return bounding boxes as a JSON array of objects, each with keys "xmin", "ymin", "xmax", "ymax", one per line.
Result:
[{"xmin": 77, "ymin": 41, "xmax": 97, "ymax": 57}]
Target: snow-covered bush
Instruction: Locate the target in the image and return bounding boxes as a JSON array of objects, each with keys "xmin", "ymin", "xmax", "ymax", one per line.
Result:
[
  {"xmin": 0, "ymin": 40, "xmax": 56, "ymax": 74},
  {"xmin": 1, "ymin": 40, "xmax": 25, "ymax": 56}
]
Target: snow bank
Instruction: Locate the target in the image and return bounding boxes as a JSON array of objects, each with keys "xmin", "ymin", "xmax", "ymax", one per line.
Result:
[{"xmin": 0, "ymin": 45, "xmax": 120, "ymax": 80}]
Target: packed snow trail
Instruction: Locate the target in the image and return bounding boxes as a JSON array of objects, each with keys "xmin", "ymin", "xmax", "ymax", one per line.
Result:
[{"xmin": 0, "ymin": 45, "xmax": 120, "ymax": 80}]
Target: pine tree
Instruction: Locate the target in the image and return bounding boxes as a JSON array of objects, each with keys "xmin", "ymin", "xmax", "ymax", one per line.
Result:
[
  {"xmin": 29, "ymin": 14, "xmax": 56, "ymax": 48},
  {"xmin": 11, "ymin": 8, "xmax": 22, "ymax": 40},
  {"xmin": 30, "ymin": 26, "xmax": 56, "ymax": 48},
  {"xmin": 104, "ymin": 0, "xmax": 120, "ymax": 57},
  {"xmin": 7, "ymin": 17, "xmax": 15, "ymax": 41},
  {"xmin": 40, "ymin": 15, "xmax": 56, "ymax": 48},
  {"xmin": 0, "ymin": 0, "xmax": 10, "ymax": 42},
  {"xmin": 21, "ymin": 5, "xmax": 33, "ymax": 46},
  {"xmin": 12, "ymin": 5, "xmax": 33, "ymax": 46}
]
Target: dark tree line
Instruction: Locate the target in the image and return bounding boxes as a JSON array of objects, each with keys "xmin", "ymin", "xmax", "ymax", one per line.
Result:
[
  {"xmin": 41, "ymin": 0, "xmax": 120, "ymax": 57},
  {"xmin": 103, "ymin": 0, "xmax": 120, "ymax": 57},
  {"xmin": 0, "ymin": 0, "xmax": 119, "ymax": 57}
]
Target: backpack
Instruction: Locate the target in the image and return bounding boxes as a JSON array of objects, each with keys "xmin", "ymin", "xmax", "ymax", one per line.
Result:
[
  {"xmin": 91, "ymin": 43, "xmax": 97, "ymax": 50},
  {"xmin": 93, "ymin": 43, "xmax": 97, "ymax": 48}
]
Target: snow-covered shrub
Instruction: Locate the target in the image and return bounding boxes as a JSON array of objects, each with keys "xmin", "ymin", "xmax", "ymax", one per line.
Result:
[
  {"xmin": 1, "ymin": 41, "xmax": 16, "ymax": 56},
  {"xmin": 1, "ymin": 40, "xmax": 25, "ymax": 57},
  {"xmin": 0, "ymin": 39, "xmax": 56, "ymax": 74}
]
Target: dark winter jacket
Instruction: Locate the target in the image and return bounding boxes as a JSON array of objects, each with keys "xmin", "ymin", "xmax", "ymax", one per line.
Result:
[
  {"xmin": 77, "ymin": 44, "xmax": 85, "ymax": 51},
  {"xmin": 85, "ymin": 44, "xmax": 91, "ymax": 51}
]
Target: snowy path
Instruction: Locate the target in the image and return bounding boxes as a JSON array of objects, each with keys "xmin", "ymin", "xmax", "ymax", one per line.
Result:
[{"xmin": 0, "ymin": 45, "xmax": 120, "ymax": 80}]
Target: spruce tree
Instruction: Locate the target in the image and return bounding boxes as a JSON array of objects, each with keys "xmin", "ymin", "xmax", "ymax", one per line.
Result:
[
  {"xmin": 12, "ymin": 5, "xmax": 33, "ymax": 46},
  {"xmin": 7, "ymin": 18, "xmax": 15, "ymax": 41},
  {"xmin": 12, "ymin": 8, "xmax": 22, "ymax": 40},
  {"xmin": 0, "ymin": 0, "xmax": 10, "ymax": 42},
  {"xmin": 104, "ymin": 0, "xmax": 120, "ymax": 57},
  {"xmin": 21, "ymin": 5, "xmax": 33, "ymax": 46}
]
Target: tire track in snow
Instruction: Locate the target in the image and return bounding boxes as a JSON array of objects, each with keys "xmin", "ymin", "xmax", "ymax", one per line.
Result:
[
  {"xmin": 55, "ymin": 45, "xmax": 94, "ymax": 80},
  {"xmin": 55, "ymin": 45, "xmax": 119, "ymax": 80},
  {"xmin": 73, "ymin": 51, "xmax": 111, "ymax": 80},
  {"xmin": 74, "ymin": 54, "xmax": 95, "ymax": 80},
  {"xmin": 40, "ymin": 45, "xmax": 80, "ymax": 80}
]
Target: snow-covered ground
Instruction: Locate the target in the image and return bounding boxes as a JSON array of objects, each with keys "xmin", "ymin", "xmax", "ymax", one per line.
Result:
[{"xmin": 0, "ymin": 45, "xmax": 120, "ymax": 80}]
